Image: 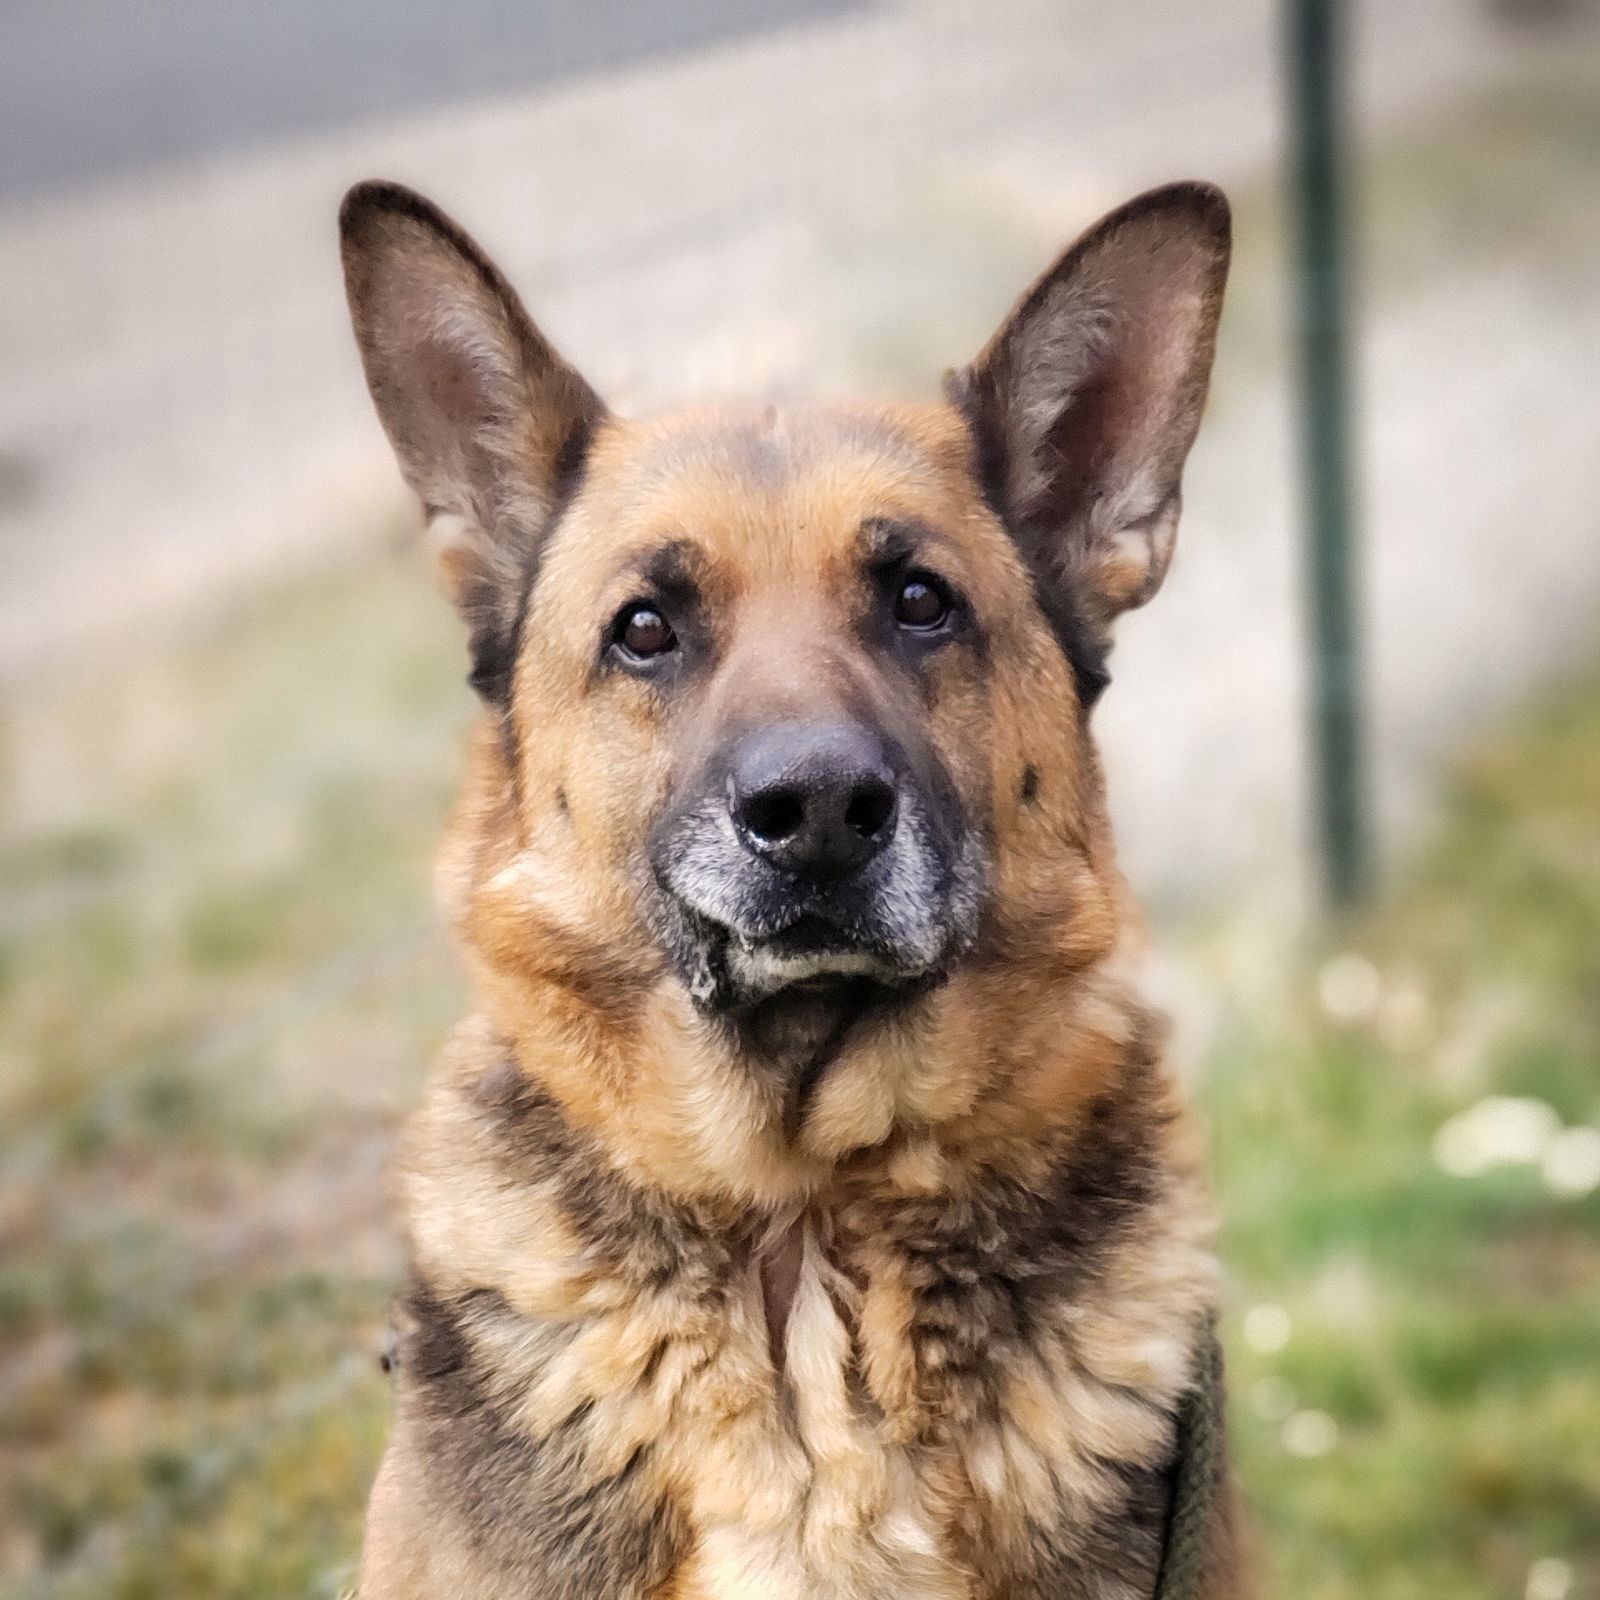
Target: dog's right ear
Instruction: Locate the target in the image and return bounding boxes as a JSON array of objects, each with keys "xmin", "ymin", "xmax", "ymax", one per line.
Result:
[
  {"xmin": 946, "ymin": 182, "xmax": 1230, "ymax": 705},
  {"xmin": 340, "ymin": 181, "xmax": 605, "ymax": 703}
]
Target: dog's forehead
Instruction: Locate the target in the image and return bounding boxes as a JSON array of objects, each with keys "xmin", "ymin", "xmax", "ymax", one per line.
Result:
[
  {"xmin": 575, "ymin": 400, "xmax": 981, "ymax": 577},
  {"xmin": 632, "ymin": 403, "xmax": 924, "ymax": 483}
]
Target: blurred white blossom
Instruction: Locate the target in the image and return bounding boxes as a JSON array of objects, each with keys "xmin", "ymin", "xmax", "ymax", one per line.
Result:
[
  {"xmin": 1281, "ymin": 1409, "xmax": 1339, "ymax": 1458},
  {"xmin": 1432, "ymin": 1096, "xmax": 1560, "ymax": 1177},
  {"xmin": 1526, "ymin": 1557, "xmax": 1574, "ymax": 1600},
  {"xmin": 1243, "ymin": 1303, "xmax": 1292, "ymax": 1354},
  {"xmin": 1541, "ymin": 1126, "xmax": 1600, "ymax": 1198},
  {"xmin": 1317, "ymin": 953, "xmax": 1383, "ymax": 1024}
]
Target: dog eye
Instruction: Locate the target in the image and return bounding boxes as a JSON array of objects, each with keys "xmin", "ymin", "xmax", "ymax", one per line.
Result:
[
  {"xmin": 613, "ymin": 603, "xmax": 677, "ymax": 661},
  {"xmin": 893, "ymin": 572, "xmax": 953, "ymax": 631}
]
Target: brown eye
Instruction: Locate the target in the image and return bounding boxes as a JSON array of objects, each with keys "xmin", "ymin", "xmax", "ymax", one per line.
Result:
[
  {"xmin": 615, "ymin": 604, "xmax": 677, "ymax": 660},
  {"xmin": 893, "ymin": 572, "xmax": 952, "ymax": 630}
]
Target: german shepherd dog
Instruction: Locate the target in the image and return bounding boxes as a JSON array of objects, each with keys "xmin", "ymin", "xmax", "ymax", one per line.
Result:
[{"xmin": 339, "ymin": 174, "xmax": 1243, "ymax": 1600}]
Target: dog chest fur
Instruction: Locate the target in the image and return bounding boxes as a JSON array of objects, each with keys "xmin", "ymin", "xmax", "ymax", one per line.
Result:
[{"xmin": 377, "ymin": 1015, "xmax": 1217, "ymax": 1600}]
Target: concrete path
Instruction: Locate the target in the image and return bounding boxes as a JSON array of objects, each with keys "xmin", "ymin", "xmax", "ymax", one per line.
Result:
[{"xmin": 0, "ymin": 0, "xmax": 863, "ymax": 204}]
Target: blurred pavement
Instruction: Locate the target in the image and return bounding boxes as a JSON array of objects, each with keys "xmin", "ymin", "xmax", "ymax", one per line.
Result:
[{"xmin": 0, "ymin": 0, "xmax": 864, "ymax": 204}]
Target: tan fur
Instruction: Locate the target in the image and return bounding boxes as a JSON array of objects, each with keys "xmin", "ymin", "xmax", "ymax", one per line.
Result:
[{"xmin": 339, "ymin": 180, "xmax": 1247, "ymax": 1600}]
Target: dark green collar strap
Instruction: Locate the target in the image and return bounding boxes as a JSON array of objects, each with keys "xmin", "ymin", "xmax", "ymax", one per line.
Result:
[{"xmin": 1153, "ymin": 1318, "xmax": 1225, "ymax": 1600}]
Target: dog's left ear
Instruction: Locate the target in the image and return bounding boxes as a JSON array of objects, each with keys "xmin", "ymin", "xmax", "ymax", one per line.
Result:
[{"xmin": 947, "ymin": 182, "xmax": 1230, "ymax": 674}]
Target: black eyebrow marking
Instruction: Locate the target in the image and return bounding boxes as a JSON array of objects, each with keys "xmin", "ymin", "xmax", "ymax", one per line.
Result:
[
  {"xmin": 857, "ymin": 516, "xmax": 944, "ymax": 570},
  {"xmin": 622, "ymin": 537, "xmax": 707, "ymax": 604}
]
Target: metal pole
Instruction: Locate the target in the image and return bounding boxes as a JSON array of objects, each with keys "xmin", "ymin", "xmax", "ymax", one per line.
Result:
[{"xmin": 1287, "ymin": 0, "xmax": 1367, "ymax": 908}]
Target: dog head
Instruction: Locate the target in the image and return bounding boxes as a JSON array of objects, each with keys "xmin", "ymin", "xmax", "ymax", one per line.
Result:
[{"xmin": 340, "ymin": 180, "xmax": 1227, "ymax": 1180}]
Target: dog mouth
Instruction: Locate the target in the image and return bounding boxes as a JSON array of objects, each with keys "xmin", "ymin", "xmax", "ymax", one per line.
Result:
[
  {"xmin": 664, "ymin": 900, "xmax": 939, "ymax": 1013},
  {"xmin": 721, "ymin": 914, "xmax": 920, "ymax": 991}
]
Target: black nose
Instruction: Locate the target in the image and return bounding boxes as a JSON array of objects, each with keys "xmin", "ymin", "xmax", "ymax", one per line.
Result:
[{"xmin": 728, "ymin": 721, "xmax": 899, "ymax": 881}]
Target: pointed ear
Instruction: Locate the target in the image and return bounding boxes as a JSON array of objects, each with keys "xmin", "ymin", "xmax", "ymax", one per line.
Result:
[
  {"xmin": 946, "ymin": 182, "xmax": 1230, "ymax": 692},
  {"xmin": 339, "ymin": 180, "xmax": 605, "ymax": 702}
]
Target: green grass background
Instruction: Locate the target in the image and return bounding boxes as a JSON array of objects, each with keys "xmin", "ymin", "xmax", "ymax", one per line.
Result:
[{"xmin": 4, "ymin": 57, "xmax": 1600, "ymax": 1600}]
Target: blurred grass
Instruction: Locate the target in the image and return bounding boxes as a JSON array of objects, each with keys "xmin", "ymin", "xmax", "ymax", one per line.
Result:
[
  {"xmin": 3, "ymin": 53, "xmax": 1600, "ymax": 1600},
  {"xmin": 1209, "ymin": 669, "xmax": 1600, "ymax": 1600},
  {"xmin": 0, "ymin": 548, "xmax": 469, "ymax": 1597}
]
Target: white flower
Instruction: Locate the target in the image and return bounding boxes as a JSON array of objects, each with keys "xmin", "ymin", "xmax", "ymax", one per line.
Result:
[
  {"xmin": 1317, "ymin": 953, "xmax": 1382, "ymax": 1024},
  {"xmin": 1542, "ymin": 1127, "xmax": 1600, "ymax": 1199},
  {"xmin": 1526, "ymin": 1557, "xmax": 1573, "ymax": 1600},
  {"xmin": 1281, "ymin": 1410, "xmax": 1338, "ymax": 1458},
  {"xmin": 1432, "ymin": 1096, "xmax": 1560, "ymax": 1177},
  {"xmin": 1243, "ymin": 1304, "xmax": 1291, "ymax": 1354}
]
